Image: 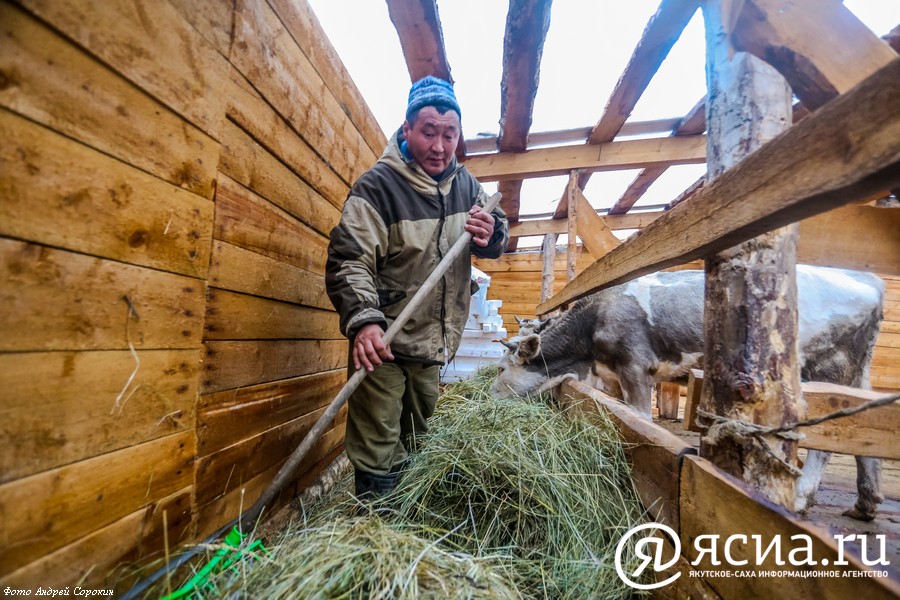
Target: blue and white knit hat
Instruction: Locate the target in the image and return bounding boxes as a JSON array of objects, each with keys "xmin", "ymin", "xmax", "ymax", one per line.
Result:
[{"xmin": 406, "ymin": 75, "xmax": 461, "ymax": 121}]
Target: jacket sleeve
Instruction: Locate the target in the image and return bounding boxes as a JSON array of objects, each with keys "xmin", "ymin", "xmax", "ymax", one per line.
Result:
[
  {"xmin": 471, "ymin": 187, "xmax": 509, "ymax": 259},
  {"xmin": 325, "ymin": 195, "xmax": 389, "ymax": 339}
]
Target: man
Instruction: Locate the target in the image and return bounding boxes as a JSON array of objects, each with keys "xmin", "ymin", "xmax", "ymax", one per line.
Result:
[{"xmin": 325, "ymin": 76, "xmax": 509, "ymax": 498}]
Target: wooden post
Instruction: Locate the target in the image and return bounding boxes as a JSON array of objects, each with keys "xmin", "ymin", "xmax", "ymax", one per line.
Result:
[
  {"xmin": 540, "ymin": 232, "xmax": 557, "ymax": 303},
  {"xmin": 697, "ymin": 1, "xmax": 802, "ymax": 509},
  {"xmin": 566, "ymin": 170, "xmax": 578, "ymax": 282},
  {"xmin": 656, "ymin": 382, "xmax": 681, "ymax": 420}
]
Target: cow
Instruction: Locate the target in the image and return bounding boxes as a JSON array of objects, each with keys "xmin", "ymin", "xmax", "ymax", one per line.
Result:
[{"xmin": 492, "ymin": 265, "xmax": 886, "ymax": 521}]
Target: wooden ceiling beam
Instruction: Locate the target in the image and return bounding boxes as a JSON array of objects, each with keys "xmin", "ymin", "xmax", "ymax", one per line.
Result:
[
  {"xmin": 496, "ymin": 0, "xmax": 553, "ymax": 249},
  {"xmin": 385, "ymin": 0, "xmax": 452, "ymax": 83},
  {"xmin": 607, "ymin": 96, "xmax": 706, "ymax": 215},
  {"xmin": 465, "ymin": 118, "xmax": 682, "ymax": 154},
  {"xmin": 465, "ymin": 135, "xmax": 705, "ymax": 181},
  {"xmin": 729, "ymin": 0, "xmax": 897, "ymax": 111},
  {"xmin": 510, "ymin": 210, "xmax": 665, "ymax": 237},
  {"xmin": 552, "ymin": 0, "xmax": 699, "ymax": 219},
  {"xmin": 386, "ymin": 0, "xmax": 468, "ymax": 157},
  {"xmin": 537, "ymin": 59, "xmax": 900, "ymax": 313}
]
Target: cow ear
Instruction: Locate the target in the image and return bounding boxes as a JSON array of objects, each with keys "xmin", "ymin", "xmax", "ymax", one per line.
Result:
[{"xmin": 516, "ymin": 334, "xmax": 541, "ymax": 364}]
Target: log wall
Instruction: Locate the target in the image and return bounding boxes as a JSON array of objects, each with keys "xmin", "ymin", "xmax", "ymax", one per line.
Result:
[
  {"xmin": 475, "ymin": 255, "xmax": 899, "ymax": 392},
  {"xmin": 0, "ymin": 0, "xmax": 384, "ymax": 588}
]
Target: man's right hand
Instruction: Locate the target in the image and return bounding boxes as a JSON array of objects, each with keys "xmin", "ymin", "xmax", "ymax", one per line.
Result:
[{"xmin": 353, "ymin": 323, "xmax": 394, "ymax": 372}]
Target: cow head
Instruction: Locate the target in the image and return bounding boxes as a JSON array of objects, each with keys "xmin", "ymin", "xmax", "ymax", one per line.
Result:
[
  {"xmin": 492, "ymin": 334, "xmax": 546, "ymax": 399},
  {"xmin": 514, "ymin": 315, "xmax": 556, "ymax": 337}
]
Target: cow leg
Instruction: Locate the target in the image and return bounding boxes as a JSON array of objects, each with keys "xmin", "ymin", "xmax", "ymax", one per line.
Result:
[
  {"xmin": 795, "ymin": 450, "xmax": 832, "ymax": 514},
  {"xmin": 843, "ymin": 456, "xmax": 882, "ymax": 522}
]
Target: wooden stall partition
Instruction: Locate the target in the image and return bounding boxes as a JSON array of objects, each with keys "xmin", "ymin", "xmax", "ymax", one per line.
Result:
[{"xmin": 680, "ymin": 455, "xmax": 900, "ymax": 599}]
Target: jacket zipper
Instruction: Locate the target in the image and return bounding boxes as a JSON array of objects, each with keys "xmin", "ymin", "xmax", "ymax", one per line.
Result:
[{"xmin": 436, "ymin": 186, "xmax": 449, "ymax": 362}]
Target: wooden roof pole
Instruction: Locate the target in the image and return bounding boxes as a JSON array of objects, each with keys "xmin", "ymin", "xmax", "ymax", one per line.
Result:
[
  {"xmin": 697, "ymin": 0, "xmax": 800, "ymax": 509},
  {"xmin": 551, "ymin": 0, "xmax": 699, "ymax": 220},
  {"xmin": 496, "ymin": 0, "xmax": 553, "ymax": 251},
  {"xmin": 386, "ymin": 0, "xmax": 467, "ymax": 157}
]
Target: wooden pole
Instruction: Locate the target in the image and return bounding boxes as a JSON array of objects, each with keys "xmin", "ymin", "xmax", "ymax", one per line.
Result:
[
  {"xmin": 540, "ymin": 232, "xmax": 557, "ymax": 303},
  {"xmin": 566, "ymin": 170, "xmax": 578, "ymax": 282},
  {"xmin": 239, "ymin": 192, "xmax": 502, "ymax": 529},
  {"xmin": 697, "ymin": 1, "xmax": 802, "ymax": 509}
]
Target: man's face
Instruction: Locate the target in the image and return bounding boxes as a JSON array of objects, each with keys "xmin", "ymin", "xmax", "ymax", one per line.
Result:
[{"xmin": 402, "ymin": 106, "xmax": 461, "ymax": 176}]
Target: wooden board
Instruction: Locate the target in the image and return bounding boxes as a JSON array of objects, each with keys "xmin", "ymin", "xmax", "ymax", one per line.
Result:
[
  {"xmin": 2, "ymin": 487, "xmax": 193, "ymax": 591},
  {"xmin": 0, "ymin": 109, "xmax": 213, "ymax": 279},
  {"xmin": 680, "ymin": 455, "xmax": 900, "ymax": 599},
  {"xmin": 575, "ymin": 186, "xmax": 620, "ymax": 259},
  {"xmin": 589, "ymin": 0, "xmax": 699, "ymax": 144},
  {"xmin": 0, "ymin": 3, "xmax": 218, "ymax": 199},
  {"xmin": 199, "ymin": 369, "xmax": 346, "ymax": 454},
  {"xmin": 267, "ymin": 0, "xmax": 386, "ymax": 156},
  {"xmin": 685, "ymin": 371, "xmax": 900, "ymax": 459},
  {"xmin": 561, "ymin": 379, "xmax": 696, "ymax": 529},
  {"xmin": 208, "ymin": 241, "xmax": 333, "ymax": 311},
  {"xmin": 218, "ymin": 119, "xmax": 341, "ymax": 238},
  {"xmin": 231, "ymin": 0, "xmax": 376, "ymax": 186},
  {"xmin": 0, "ymin": 239, "xmax": 206, "ymax": 351},
  {"xmin": 214, "ymin": 174, "xmax": 329, "ymax": 275},
  {"xmin": 509, "ymin": 210, "xmax": 664, "ymax": 237},
  {"xmin": 204, "ymin": 289, "xmax": 341, "ymax": 340},
  {"xmin": 195, "ymin": 430, "xmax": 345, "ymax": 539},
  {"xmin": 0, "ymin": 349, "xmax": 199, "ymax": 482},
  {"xmin": 168, "ymin": 0, "xmax": 233, "ymax": 57},
  {"xmin": 201, "ymin": 339, "xmax": 347, "ymax": 393},
  {"xmin": 730, "ymin": 0, "xmax": 898, "ymax": 111},
  {"xmin": 538, "ymin": 60, "xmax": 900, "ymax": 313},
  {"xmin": 195, "ymin": 404, "xmax": 347, "ymax": 509},
  {"xmin": 465, "ymin": 134, "xmax": 706, "ymax": 181},
  {"xmin": 19, "ymin": 0, "xmax": 228, "ymax": 137},
  {"xmin": 225, "ymin": 65, "xmax": 349, "ymax": 207},
  {"xmin": 0, "ymin": 432, "xmax": 194, "ymax": 574},
  {"xmin": 798, "ymin": 206, "xmax": 900, "ymax": 276}
]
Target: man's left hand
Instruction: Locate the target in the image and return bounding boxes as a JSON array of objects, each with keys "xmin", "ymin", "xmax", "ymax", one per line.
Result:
[{"xmin": 466, "ymin": 205, "xmax": 495, "ymax": 247}]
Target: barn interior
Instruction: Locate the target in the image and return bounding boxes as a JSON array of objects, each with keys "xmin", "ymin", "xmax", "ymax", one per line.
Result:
[{"xmin": 1, "ymin": 0, "xmax": 898, "ymax": 597}]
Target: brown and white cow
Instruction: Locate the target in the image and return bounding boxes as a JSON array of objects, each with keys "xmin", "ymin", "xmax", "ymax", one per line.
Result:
[{"xmin": 493, "ymin": 265, "xmax": 885, "ymax": 520}]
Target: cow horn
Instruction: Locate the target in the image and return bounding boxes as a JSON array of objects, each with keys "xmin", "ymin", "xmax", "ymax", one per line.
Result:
[
  {"xmin": 514, "ymin": 315, "xmax": 523, "ymax": 325},
  {"xmin": 500, "ymin": 339, "xmax": 518, "ymax": 351}
]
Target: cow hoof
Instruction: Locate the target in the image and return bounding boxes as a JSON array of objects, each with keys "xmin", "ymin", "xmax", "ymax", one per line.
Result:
[
  {"xmin": 794, "ymin": 491, "xmax": 816, "ymax": 515},
  {"xmin": 842, "ymin": 506, "xmax": 877, "ymax": 522}
]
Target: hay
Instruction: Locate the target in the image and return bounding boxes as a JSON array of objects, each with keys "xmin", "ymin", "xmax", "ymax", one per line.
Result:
[
  {"xmin": 147, "ymin": 367, "xmax": 645, "ymax": 599},
  {"xmin": 188, "ymin": 515, "xmax": 521, "ymax": 599},
  {"xmin": 375, "ymin": 367, "xmax": 646, "ymax": 599}
]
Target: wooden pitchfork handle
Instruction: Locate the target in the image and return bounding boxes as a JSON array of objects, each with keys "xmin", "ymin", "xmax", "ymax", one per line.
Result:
[{"xmin": 240, "ymin": 192, "xmax": 502, "ymax": 529}]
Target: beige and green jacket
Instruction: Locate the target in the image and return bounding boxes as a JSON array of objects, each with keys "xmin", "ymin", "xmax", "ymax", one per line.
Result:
[{"xmin": 325, "ymin": 130, "xmax": 508, "ymax": 364}]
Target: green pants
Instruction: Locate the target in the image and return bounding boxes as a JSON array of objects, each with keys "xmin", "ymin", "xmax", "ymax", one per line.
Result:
[{"xmin": 345, "ymin": 358, "xmax": 440, "ymax": 475}]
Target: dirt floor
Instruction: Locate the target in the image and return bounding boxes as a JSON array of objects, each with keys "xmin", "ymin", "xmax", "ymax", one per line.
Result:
[{"xmin": 652, "ymin": 401, "xmax": 900, "ymax": 572}]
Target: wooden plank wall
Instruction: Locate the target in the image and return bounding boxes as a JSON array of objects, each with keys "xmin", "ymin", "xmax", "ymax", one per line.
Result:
[
  {"xmin": 476, "ymin": 253, "xmax": 899, "ymax": 392},
  {"xmin": 0, "ymin": 0, "xmax": 385, "ymax": 589}
]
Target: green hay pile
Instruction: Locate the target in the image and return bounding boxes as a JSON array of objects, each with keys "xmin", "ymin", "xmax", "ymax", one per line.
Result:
[{"xmin": 376, "ymin": 368, "xmax": 645, "ymax": 598}]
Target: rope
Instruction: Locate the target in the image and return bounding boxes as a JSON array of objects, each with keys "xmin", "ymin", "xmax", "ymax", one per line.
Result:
[{"xmin": 697, "ymin": 391, "xmax": 900, "ymax": 477}]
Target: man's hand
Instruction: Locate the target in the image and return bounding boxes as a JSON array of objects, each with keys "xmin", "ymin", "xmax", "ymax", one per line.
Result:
[
  {"xmin": 353, "ymin": 323, "xmax": 394, "ymax": 372},
  {"xmin": 466, "ymin": 205, "xmax": 495, "ymax": 247}
]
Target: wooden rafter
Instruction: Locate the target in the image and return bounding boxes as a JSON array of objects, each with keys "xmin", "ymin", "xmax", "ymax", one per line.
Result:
[
  {"xmin": 729, "ymin": 0, "xmax": 897, "ymax": 111},
  {"xmin": 608, "ymin": 96, "xmax": 706, "ymax": 214},
  {"xmin": 510, "ymin": 210, "xmax": 665, "ymax": 237},
  {"xmin": 386, "ymin": 0, "xmax": 467, "ymax": 156},
  {"xmin": 464, "ymin": 134, "xmax": 706, "ymax": 181},
  {"xmin": 386, "ymin": 0, "xmax": 452, "ymax": 82},
  {"xmin": 552, "ymin": 0, "xmax": 699, "ymax": 219},
  {"xmin": 537, "ymin": 59, "xmax": 900, "ymax": 313},
  {"xmin": 464, "ymin": 118, "xmax": 680, "ymax": 154},
  {"xmin": 496, "ymin": 0, "xmax": 553, "ymax": 250}
]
